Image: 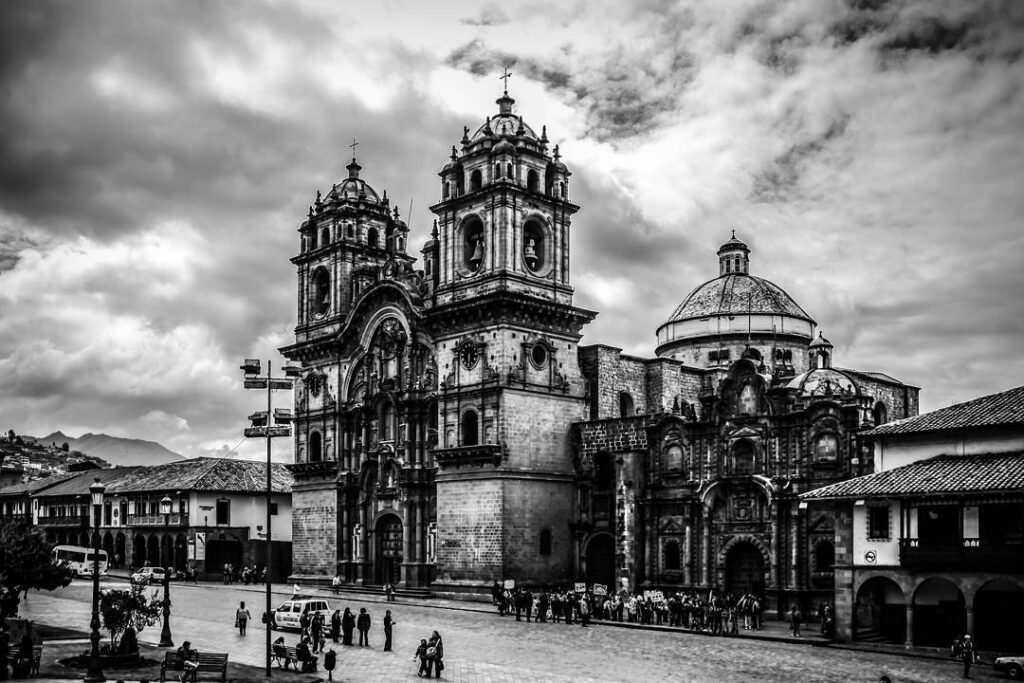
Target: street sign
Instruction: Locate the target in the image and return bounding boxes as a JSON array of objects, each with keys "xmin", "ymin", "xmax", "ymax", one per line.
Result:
[
  {"xmin": 244, "ymin": 379, "xmax": 269, "ymax": 389},
  {"xmin": 574, "ymin": 582, "xmax": 586, "ymax": 593},
  {"xmin": 644, "ymin": 590, "xmax": 664, "ymax": 602},
  {"xmin": 503, "ymin": 579, "xmax": 515, "ymax": 589},
  {"xmin": 269, "ymin": 379, "xmax": 294, "ymax": 391},
  {"xmin": 592, "ymin": 583, "xmax": 608, "ymax": 596}
]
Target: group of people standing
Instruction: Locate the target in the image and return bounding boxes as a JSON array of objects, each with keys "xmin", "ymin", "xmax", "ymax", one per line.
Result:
[{"xmin": 221, "ymin": 562, "xmax": 267, "ymax": 585}]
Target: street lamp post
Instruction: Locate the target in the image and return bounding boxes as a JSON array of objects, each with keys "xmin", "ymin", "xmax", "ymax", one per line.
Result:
[
  {"xmin": 241, "ymin": 358, "xmax": 297, "ymax": 678},
  {"xmin": 84, "ymin": 478, "xmax": 105, "ymax": 683},
  {"xmin": 158, "ymin": 494, "xmax": 174, "ymax": 648}
]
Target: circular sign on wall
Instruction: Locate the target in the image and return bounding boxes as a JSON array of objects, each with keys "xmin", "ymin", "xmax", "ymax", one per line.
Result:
[{"xmin": 864, "ymin": 550, "xmax": 877, "ymax": 564}]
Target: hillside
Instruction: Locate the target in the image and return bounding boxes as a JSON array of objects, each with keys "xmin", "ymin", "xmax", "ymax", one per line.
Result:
[{"xmin": 37, "ymin": 431, "xmax": 184, "ymax": 467}]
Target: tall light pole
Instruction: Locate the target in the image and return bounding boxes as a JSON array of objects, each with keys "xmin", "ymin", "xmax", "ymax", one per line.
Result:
[
  {"xmin": 84, "ymin": 478, "xmax": 105, "ymax": 683},
  {"xmin": 241, "ymin": 358, "xmax": 297, "ymax": 677},
  {"xmin": 158, "ymin": 494, "xmax": 174, "ymax": 648}
]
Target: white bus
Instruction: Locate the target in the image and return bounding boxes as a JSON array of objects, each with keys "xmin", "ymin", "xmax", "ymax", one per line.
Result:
[{"xmin": 52, "ymin": 545, "xmax": 109, "ymax": 577}]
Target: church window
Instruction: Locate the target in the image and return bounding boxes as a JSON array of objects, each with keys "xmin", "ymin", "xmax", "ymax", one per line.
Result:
[
  {"xmin": 530, "ymin": 343, "xmax": 548, "ymax": 368},
  {"xmin": 367, "ymin": 228, "xmax": 379, "ymax": 249},
  {"xmin": 381, "ymin": 401, "xmax": 395, "ymax": 441},
  {"xmin": 619, "ymin": 392, "xmax": 634, "ymax": 418},
  {"xmin": 455, "ymin": 168, "xmax": 465, "ymax": 195},
  {"xmin": 731, "ymin": 439, "xmax": 755, "ymax": 475},
  {"xmin": 310, "ymin": 267, "xmax": 330, "ymax": 318},
  {"xmin": 309, "ymin": 230, "xmax": 318, "ymax": 250},
  {"xmin": 594, "ymin": 452, "xmax": 615, "ymax": 489},
  {"xmin": 469, "ymin": 169, "xmax": 482, "ymax": 192},
  {"xmin": 527, "ymin": 169, "xmax": 539, "ymax": 193},
  {"xmin": 814, "ymin": 540, "xmax": 835, "ymax": 573},
  {"xmin": 738, "ymin": 384, "xmax": 758, "ymax": 415},
  {"xmin": 321, "ymin": 227, "xmax": 330, "ymax": 246},
  {"xmin": 813, "ymin": 433, "xmax": 838, "ymax": 462},
  {"xmin": 522, "ymin": 218, "xmax": 546, "ymax": 273},
  {"xmin": 557, "ymin": 181, "xmax": 565, "ymax": 198},
  {"xmin": 873, "ymin": 402, "xmax": 888, "ymax": 426},
  {"xmin": 347, "ymin": 223, "xmax": 354, "ymax": 238},
  {"xmin": 443, "ymin": 182, "xmax": 449, "ymax": 199},
  {"xmin": 396, "ymin": 236, "xmax": 404, "ymax": 252},
  {"xmin": 664, "ymin": 539, "xmax": 681, "ymax": 571},
  {"xmin": 539, "ymin": 529, "xmax": 552, "ymax": 556},
  {"xmin": 665, "ymin": 444, "xmax": 683, "ymax": 471},
  {"xmin": 309, "ymin": 431, "xmax": 322, "ymax": 462},
  {"xmin": 506, "ymin": 163, "xmax": 513, "ymax": 179},
  {"xmin": 725, "ymin": 260, "xmax": 731, "ymax": 273},
  {"xmin": 461, "ymin": 409, "xmax": 479, "ymax": 446}
]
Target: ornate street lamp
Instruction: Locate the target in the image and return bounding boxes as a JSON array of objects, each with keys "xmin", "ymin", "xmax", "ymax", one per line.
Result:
[
  {"xmin": 241, "ymin": 358, "xmax": 296, "ymax": 677},
  {"xmin": 158, "ymin": 494, "xmax": 174, "ymax": 648},
  {"xmin": 84, "ymin": 478, "xmax": 105, "ymax": 683}
]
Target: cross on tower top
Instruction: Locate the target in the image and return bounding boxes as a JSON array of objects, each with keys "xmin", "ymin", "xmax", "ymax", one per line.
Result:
[
  {"xmin": 499, "ymin": 66, "xmax": 512, "ymax": 94},
  {"xmin": 348, "ymin": 137, "xmax": 359, "ymax": 160}
]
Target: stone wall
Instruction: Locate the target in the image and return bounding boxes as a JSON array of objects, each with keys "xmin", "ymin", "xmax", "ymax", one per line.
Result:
[
  {"xmin": 577, "ymin": 415, "xmax": 649, "ymax": 458},
  {"xmin": 832, "ymin": 501, "xmax": 855, "ymax": 642},
  {"xmin": 434, "ymin": 477, "xmax": 503, "ymax": 584},
  {"xmin": 500, "ymin": 390, "xmax": 584, "ymax": 472},
  {"xmin": 290, "ymin": 483, "xmax": 338, "ymax": 576},
  {"xmin": 502, "ymin": 477, "xmax": 574, "ymax": 584}
]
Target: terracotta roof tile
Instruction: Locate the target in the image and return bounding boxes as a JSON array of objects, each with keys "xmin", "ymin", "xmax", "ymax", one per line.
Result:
[
  {"xmin": 865, "ymin": 385, "xmax": 1024, "ymax": 437},
  {"xmin": 801, "ymin": 452, "xmax": 1024, "ymax": 500}
]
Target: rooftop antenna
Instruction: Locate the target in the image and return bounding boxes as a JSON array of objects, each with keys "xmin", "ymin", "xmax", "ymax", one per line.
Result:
[{"xmin": 407, "ymin": 198, "xmax": 414, "ymax": 230}]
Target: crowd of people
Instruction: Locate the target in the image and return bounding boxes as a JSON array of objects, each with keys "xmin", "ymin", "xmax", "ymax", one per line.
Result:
[
  {"xmin": 489, "ymin": 582, "xmax": 836, "ymax": 640},
  {"xmin": 264, "ymin": 602, "xmax": 445, "ymax": 678}
]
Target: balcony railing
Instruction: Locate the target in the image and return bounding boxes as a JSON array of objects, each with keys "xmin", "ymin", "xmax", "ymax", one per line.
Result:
[
  {"xmin": 126, "ymin": 513, "xmax": 186, "ymax": 527},
  {"xmin": 433, "ymin": 444, "xmax": 503, "ymax": 469},
  {"xmin": 900, "ymin": 537, "xmax": 1024, "ymax": 571},
  {"xmin": 37, "ymin": 515, "xmax": 87, "ymax": 526}
]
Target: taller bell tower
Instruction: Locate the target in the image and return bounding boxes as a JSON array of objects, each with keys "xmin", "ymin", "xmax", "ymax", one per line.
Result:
[{"xmin": 425, "ymin": 90, "xmax": 596, "ymax": 592}]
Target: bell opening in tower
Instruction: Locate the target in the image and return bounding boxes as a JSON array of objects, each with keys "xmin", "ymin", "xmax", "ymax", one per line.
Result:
[
  {"xmin": 461, "ymin": 217, "xmax": 484, "ymax": 273},
  {"xmin": 522, "ymin": 218, "xmax": 546, "ymax": 273},
  {"xmin": 310, "ymin": 266, "xmax": 330, "ymax": 318}
]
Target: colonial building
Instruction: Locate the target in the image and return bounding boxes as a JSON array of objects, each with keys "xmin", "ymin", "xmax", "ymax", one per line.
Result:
[
  {"xmin": 801, "ymin": 385, "xmax": 1024, "ymax": 651},
  {"xmin": 0, "ymin": 458, "xmax": 293, "ymax": 580},
  {"xmin": 282, "ymin": 90, "xmax": 918, "ymax": 609}
]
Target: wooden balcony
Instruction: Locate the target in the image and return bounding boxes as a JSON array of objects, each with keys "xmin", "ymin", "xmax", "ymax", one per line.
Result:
[
  {"xmin": 900, "ymin": 537, "xmax": 1024, "ymax": 571},
  {"xmin": 126, "ymin": 513, "xmax": 186, "ymax": 527},
  {"xmin": 37, "ymin": 515, "xmax": 87, "ymax": 526}
]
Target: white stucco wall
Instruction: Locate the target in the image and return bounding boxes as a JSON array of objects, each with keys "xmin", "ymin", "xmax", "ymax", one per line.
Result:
[
  {"xmin": 852, "ymin": 500, "xmax": 900, "ymax": 567},
  {"xmin": 189, "ymin": 492, "xmax": 293, "ymax": 542},
  {"xmin": 873, "ymin": 427, "xmax": 1024, "ymax": 472}
]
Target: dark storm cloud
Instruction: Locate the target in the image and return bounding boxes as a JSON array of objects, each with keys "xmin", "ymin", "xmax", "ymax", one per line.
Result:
[
  {"xmin": 751, "ymin": 113, "xmax": 851, "ymax": 203},
  {"xmin": 461, "ymin": 4, "xmax": 509, "ymax": 27},
  {"xmin": 446, "ymin": 5, "xmax": 699, "ymax": 142}
]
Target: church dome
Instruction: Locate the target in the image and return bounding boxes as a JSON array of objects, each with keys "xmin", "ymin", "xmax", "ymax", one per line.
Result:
[
  {"xmin": 469, "ymin": 93, "xmax": 539, "ymax": 143},
  {"xmin": 786, "ymin": 367, "xmax": 859, "ymax": 398},
  {"xmin": 327, "ymin": 158, "xmax": 381, "ymax": 204},
  {"xmin": 667, "ymin": 273, "xmax": 812, "ymax": 323}
]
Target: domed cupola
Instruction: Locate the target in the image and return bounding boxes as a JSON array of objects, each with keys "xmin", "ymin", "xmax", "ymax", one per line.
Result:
[
  {"xmin": 809, "ymin": 331, "xmax": 834, "ymax": 369},
  {"xmin": 718, "ymin": 230, "xmax": 750, "ymax": 275},
  {"xmin": 327, "ymin": 154, "xmax": 382, "ymax": 205},
  {"xmin": 655, "ymin": 234, "xmax": 816, "ymax": 374}
]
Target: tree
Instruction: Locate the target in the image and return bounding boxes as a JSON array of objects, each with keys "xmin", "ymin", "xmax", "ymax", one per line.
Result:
[
  {"xmin": 0, "ymin": 521, "xmax": 74, "ymax": 622},
  {"xmin": 98, "ymin": 587, "xmax": 163, "ymax": 653},
  {"xmin": 61, "ymin": 442, "xmax": 70, "ymax": 452}
]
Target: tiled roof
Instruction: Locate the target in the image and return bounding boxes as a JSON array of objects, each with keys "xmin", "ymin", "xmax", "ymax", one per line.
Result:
[
  {"xmin": 864, "ymin": 385, "xmax": 1024, "ymax": 436},
  {"xmin": 0, "ymin": 471, "xmax": 80, "ymax": 497},
  {"xmin": 801, "ymin": 452, "xmax": 1024, "ymax": 500},
  {"xmin": 30, "ymin": 458, "xmax": 292, "ymax": 498},
  {"xmin": 110, "ymin": 458, "xmax": 292, "ymax": 494}
]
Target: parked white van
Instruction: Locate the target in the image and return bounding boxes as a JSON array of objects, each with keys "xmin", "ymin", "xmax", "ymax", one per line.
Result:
[{"xmin": 272, "ymin": 596, "xmax": 331, "ymax": 631}]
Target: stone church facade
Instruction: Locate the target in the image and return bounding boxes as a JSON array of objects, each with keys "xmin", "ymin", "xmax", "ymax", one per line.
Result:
[{"xmin": 280, "ymin": 91, "xmax": 919, "ymax": 609}]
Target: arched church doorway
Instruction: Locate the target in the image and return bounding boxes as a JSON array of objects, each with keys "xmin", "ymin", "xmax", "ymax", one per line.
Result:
[
  {"xmin": 725, "ymin": 542, "xmax": 764, "ymax": 595},
  {"xmin": 585, "ymin": 534, "xmax": 615, "ymax": 591},
  {"xmin": 375, "ymin": 514, "xmax": 403, "ymax": 586},
  {"xmin": 855, "ymin": 576, "xmax": 905, "ymax": 644}
]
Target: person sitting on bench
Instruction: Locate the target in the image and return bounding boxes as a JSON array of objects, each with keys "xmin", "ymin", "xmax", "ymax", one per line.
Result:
[
  {"xmin": 175, "ymin": 641, "xmax": 199, "ymax": 682},
  {"xmin": 272, "ymin": 636, "xmax": 291, "ymax": 668},
  {"xmin": 296, "ymin": 636, "xmax": 317, "ymax": 673}
]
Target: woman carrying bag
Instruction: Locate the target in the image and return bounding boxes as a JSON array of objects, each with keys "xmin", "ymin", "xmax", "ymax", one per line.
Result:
[{"xmin": 235, "ymin": 601, "xmax": 251, "ymax": 636}]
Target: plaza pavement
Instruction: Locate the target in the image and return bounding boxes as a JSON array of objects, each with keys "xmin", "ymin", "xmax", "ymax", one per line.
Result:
[{"xmin": 15, "ymin": 576, "xmax": 996, "ymax": 682}]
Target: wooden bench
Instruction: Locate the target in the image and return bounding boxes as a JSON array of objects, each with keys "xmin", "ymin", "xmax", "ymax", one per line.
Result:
[
  {"xmin": 7, "ymin": 644, "xmax": 42, "ymax": 677},
  {"xmin": 271, "ymin": 644, "xmax": 317, "ymax": 672},
  {"xmin": 159, "ymin": 651, "xmax": 229, "ymax": 682}
]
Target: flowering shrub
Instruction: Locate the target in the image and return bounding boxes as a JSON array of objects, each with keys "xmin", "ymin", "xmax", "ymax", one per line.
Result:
[{"xmin": 98, "ymin": 586, "xmax": 164, "ymax": 652}]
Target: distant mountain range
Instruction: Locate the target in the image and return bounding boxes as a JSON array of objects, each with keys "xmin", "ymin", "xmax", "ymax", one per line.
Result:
[{"xmin": 35, "ymin": 431, "xmax": 185, "ymax": 467}]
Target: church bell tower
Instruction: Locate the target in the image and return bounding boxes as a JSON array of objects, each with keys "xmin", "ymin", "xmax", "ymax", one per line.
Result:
[{"xmin": 425, "ymin": 88, "xmax": 596, "ymax": 591}]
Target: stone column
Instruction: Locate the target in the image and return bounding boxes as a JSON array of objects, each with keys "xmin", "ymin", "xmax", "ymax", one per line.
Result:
[
  {"xmin": 683, "ymin": 521, "xmax": 692, "ymax": 586},
  {"xmin": 702, "ymin": 507, "xmax": 712, "ymax": 587},
  {"xmin": 403, "ymin": 501, "xmax": 415, "ymax": 586},
  {"xmin": 790, "ymin": 506, "xmax": 799, "ymax": 589},
  {"xmin": 770, "ymin": 501, "xmax": 779, "ymax": 588},
  {"xmin": 905, "ymin": 604, "xmax": 914, "ymax": 648},
  {"xmin": 415, "ymin": 500, "xmax": 425, "ymax": 563},
  {"xmin": 966, "ymin": 605, "xmax": 974, "ymax": 636}
]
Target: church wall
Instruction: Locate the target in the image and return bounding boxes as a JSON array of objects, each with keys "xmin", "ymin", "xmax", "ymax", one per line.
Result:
[
  {"xmin": 434, "ymin": 477, "xmax": 503, "ymax": 584},
  {"xmin": 578, "ymin": 345, "xmax": 648, "ymax": 419},
  {"xmin": 502, "ymin": 477, "xmax": 574, "ymax": 583},
  {"xmin": 644, "ymin": 358, "xmax": 704, "ymax": 415},
  {"xmin": 576, "ymin": 416, "xmax": 649, "ymax": 459},
  {"xmin": 499, "ymin": 391, "xmax": 585, "ymax": 472},
  {"xmin": 660, "ymin": 335, "xmax": 811, "ymax": 377},
  {"xmin": 290, "ymin": 483, "xmax": 338, "ymax": 576}
]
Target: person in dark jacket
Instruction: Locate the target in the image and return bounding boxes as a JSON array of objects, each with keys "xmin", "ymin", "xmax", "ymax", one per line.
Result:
[
  {"xmin": 341, "ymin": 608, "xmax": 355, "ymax": 646},
  {"xmin": 414, "ymin": 638, "xmax": 431, "ymax": 678},
  {"xmin": 330, "ymin": 609, "xmax": 341, "ymax": 643},
  {"xmin": 356, "ymin": 607, "xmax": 371, "ymax": 647},
  {"xmin": 428, "ymin": 630, "xmax": 444, "ymax": 678},
  {"xmin": 383, "ymin": 610, "xmax": 396, "ymax": 651},
  {"xmin": 310, "ymin": 612, "xmax": 324, "ymax": 653}
]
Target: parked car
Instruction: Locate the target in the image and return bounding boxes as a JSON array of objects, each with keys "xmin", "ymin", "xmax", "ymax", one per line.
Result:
[
  {"xmin": 272, "ymin": 596, "xmax": 331, "ymax": 631},
  {"xmin": 131, "ymin": 566, "xmax": 173, "ymax": 585},
  {"xmin": 994, "ymin": 654, "xmax": 1024, "ymax": 679}
]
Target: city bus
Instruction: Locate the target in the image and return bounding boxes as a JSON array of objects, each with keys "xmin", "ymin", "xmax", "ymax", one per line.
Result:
[{"xmin": 52, "ymin": 545, "xmax": 109, "ymax": 577}]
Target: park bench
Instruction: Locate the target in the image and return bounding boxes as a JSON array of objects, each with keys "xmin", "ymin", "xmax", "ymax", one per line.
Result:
[
  {"xmin": 7, "ymin": 644, "xmax": 42, "ymax": 677},
  {"xmin": 271, "ymin": 643, "xmax": 317, "ymax": 672},
  {"xmin": 159, "ymin": 651, "xmax": 229, "ymax": 682}
]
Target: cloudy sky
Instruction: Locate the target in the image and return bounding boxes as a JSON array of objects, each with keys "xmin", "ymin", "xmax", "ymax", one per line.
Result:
[{"xmin": 1, "ymin": 0, "xmax": 1022, "ymax": 461}]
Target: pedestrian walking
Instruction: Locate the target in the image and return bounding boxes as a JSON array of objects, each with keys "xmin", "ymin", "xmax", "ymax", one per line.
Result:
[
  {"xmin": 960, "ymin": 634, "xmax": 976, "ymax": 679},
  {"xmin": 383, "ymin": 609, "xmax": 395, "ymax": 651},
  {"xmin": 310, "ymin": 612, "xmax": 324, "ymax": 653},
  {"xmin": 330, "ymin": 609, "xmax": 341, "ymax": 643},
  {"xmin": 414, "ymin": 638, "xmax": 431, "ymax": 678},
  {"xmin": 235, "ymin": 601, "xmax": 251, "ymax": 635},
  {"xmin": 357, "ymin": 607, "xmax": 371, "ymax": 647},
  {"xmin": 788, "ymin": 605, "xmax": 802, "ymax": 637},
  {"xmin": 428, "ymin": 630, "xmax": 444, "ymax": 678}
]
